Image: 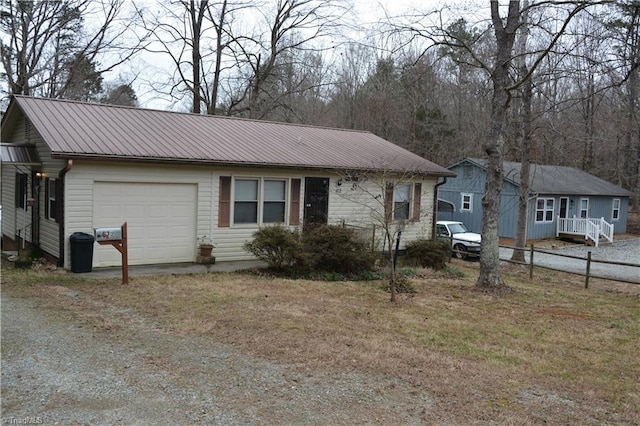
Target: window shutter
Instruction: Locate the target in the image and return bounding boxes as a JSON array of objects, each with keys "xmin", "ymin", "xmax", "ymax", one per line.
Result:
[
  {"xmin": 412, "ymin": 183, "xmax": 421, "ymax": 222},
  {"xmin": 218, "ymin": 176, "xmax": 231, "ymax": 227},
  {"xmin": 44, "ymin": 178, "xmax": 50, "ymax": 218},
  {"xmin": 289, "ymin": 179, "xmax": 301, "ymax": 225},
  {"xmin": 385, "ymin": 182, "xmax": 394, "ymax": 223},
  {"xmin": 15, "ymin": 173, "xmax": 20, "ymax": 208},
  {"xmin": 55, "ymin": 179, "xmax": 63, "ymax": 224}
]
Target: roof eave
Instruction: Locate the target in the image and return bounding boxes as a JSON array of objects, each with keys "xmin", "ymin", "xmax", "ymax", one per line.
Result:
[{"xmin": 51, "ymin": 152, "xmax": 455, "ymax": 177}]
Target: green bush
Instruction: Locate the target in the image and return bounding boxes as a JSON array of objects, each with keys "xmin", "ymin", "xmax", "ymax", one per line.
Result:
[
  {"xmin": 302, "ymin": 225, "xmax": 376, "ymax": 274},
  {"xmin": 244, "ymin": 224, "xmax": 377, "ymax": 276},
  {"xmin": 243, "ymin": 225, "xmax": 301, "ymax": 270},
  {"xmin": 405, "ymin": 238, "xmax": 451, "ymax": 270}
]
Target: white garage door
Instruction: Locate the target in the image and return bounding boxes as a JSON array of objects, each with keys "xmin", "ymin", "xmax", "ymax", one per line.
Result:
[{"xmin": 93, "ymin": 182, "xmax": 197, "ymax": 267}]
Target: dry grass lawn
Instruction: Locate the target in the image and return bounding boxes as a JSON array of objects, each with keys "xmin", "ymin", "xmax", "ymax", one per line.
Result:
[{"xmin": 2, "ymin": 259, "xmax": 639, "ymax": 424}]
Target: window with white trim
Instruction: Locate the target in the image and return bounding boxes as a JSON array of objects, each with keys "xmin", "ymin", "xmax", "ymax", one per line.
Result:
[
  {"xmin": 579, "ymin": 198, "xmax": 589, "ymax": 218},
  {"xmin": 535, "ymin": 197, "xmax": 554, "ymax": 222},
  {"xmin": 461, "ymin": 193, "xmax": 472, "ymax": 212},
  {"xmin": 233, "ymin": 178, "xmax": 288, "ymax": 225},
  {"xmin": 47, "ymin": 178, "xmax": 57, "ymax": 220},
  {"xmin": 263, "ymin": 180, "xmax": 286, "ymax": 223},
  {"xmin": 612, "ymin": 198, "xmax": 620, "ymax": 221},
  {"xmin": 393, "ymin": 183, "xmax": 411, "ymax": 220}
]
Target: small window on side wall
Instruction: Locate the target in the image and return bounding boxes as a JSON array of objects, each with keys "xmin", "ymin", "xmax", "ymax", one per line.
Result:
[
  {"xmin": 461, "ymin": 193, "xmax": 472, "ymax": 212},
  {"xmin": 45, "ymin": 178, "xmax": 57, "ymax": 220},
  {"xmin": 580, "ymin": 198, "xmax": 589, "ymax": 218},
  {"xmin": 612, "ymin": 199, "xmax": 620, "ymax": 221}
]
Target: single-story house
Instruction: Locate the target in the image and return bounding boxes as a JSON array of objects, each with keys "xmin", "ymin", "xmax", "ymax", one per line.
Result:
[
  {"xmin": 437, "ymin": 158, "xmax": 633, "ymax": 241},
  {"xmin": 1, "ymin": 95, "xmax": 454, "ymax": 269}
]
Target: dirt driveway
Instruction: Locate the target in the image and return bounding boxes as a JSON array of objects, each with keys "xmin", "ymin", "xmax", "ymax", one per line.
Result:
[{"xmin": 1, "ymin": 291, "xmax": 432, "ymax": 425}]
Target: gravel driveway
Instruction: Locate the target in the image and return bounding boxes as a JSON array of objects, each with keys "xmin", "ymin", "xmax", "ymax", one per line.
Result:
[
  {"xmin": 1, "ymin": 292, "xmax": 432, "ymax": 425},
  {"xmin": 499, "ymin": 238, "xmax": 640, "ymax": 283}
]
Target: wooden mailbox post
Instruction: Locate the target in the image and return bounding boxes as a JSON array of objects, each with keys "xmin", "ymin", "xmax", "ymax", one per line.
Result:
[{"xmin": 95, "ymin": 222, "xmax": 129, "ymax": 285}]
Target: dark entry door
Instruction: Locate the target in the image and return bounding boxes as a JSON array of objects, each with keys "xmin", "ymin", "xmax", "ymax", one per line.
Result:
[
  {"xmin": 559, "ymin": 197, "xmax": 569, "ymax": 219},
  {"xmin": 304, "ymin": 177, "xmax": 329, "ymax": 225}
]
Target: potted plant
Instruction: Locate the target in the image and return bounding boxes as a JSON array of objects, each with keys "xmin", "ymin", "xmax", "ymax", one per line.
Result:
[{"xmin": 197, "ymin": 235, "xmax": 214, "ymax": 258}]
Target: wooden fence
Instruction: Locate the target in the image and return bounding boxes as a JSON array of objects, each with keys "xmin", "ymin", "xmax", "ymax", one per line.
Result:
[{"xmin": 499, "ymin": 244, "xmax": 640, "ymax": 287}]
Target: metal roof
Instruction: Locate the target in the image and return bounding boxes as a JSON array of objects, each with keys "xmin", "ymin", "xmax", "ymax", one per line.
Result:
[
  {"xmin": 458, "ymin": 158, "xmax": 633, "ymax": 197},
  {"xmin": 0, "ymin": 143, "xmax": 41, "ymax": 165},
  {"xmin": 4, "ymin": 96, "xmax": 455, "ymax": 176}
]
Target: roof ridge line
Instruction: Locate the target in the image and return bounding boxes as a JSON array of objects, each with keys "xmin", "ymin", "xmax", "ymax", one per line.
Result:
[{"xmin": 12, "ymin": 95, "xmax": 374, "ymax": 135}]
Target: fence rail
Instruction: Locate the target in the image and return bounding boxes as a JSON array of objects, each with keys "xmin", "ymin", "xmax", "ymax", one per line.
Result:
[{"xmin": 499, "ymin": 244, "xmax": 640, "ymax": 287}]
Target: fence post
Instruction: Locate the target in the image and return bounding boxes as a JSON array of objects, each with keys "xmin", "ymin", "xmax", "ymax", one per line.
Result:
[
  {"xmin": 529, "ymin": 244, "xmax": 534, "ymax": 280},
  {"xmin": 585, "ymin": 251, "xmax": 592, "ymax": 289}
]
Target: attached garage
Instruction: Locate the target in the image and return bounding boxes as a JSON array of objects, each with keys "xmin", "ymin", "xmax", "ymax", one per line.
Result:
[{"xmin": 92, "ymin": 182, "xmax": 197, "ymax": 267}]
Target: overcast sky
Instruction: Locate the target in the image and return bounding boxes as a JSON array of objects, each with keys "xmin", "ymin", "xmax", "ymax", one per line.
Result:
[{"xmin": 122, "ymin": 0, "xmax": 486, "ymax": 110}]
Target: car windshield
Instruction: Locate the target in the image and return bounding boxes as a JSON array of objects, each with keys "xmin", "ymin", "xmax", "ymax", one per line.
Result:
[{"xmin": 448, "ymin": 223, "xmax": 469, "ymax": 234}]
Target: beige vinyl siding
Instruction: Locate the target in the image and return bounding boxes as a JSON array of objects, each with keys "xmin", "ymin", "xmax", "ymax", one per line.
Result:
[
  {"xmin": 210, "ymin": 169, "xmax": 438, "ymax": 261},
  {"xmin": 1, "ymin": 115, "xmax": 31, "ymax": 242},
  {"xmin": 329, "ymin": 177, "xmax": 436, "ymax": 249},
  {"xmin": 36, "ymin": 135, "xmax": 66, "ymax": 258},
  {"xmin": 63, "ymin": 162, "xmax": 213, "ymax": 268},
  {"xmin": 62, "ymin": 161, "xmax": 439, "ymax": 266},
  {"xmin": 1, "ymin": 115, "xmax": 65, "ymax": 257},
  {"xmin": 211, "ymin": 168, "xmax": 308, "ymax": 262}
]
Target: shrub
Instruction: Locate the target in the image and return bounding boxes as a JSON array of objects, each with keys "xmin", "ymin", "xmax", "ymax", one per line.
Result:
[
  {"xmin": 302, "ymin": 225, "xmax": 376, "ymax": 274},
  {"xmin": 405, "ymin": 238, "xmax": 451, "ymax": 270},
  {"xmin": 243, "ymin": 225, "xmax": 301, "ymax": 270}
]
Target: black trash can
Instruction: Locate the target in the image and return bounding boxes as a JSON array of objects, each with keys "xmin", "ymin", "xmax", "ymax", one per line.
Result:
[{"xmin": 69, "ymin": 232, "xmax": 95, "ymax": 273}]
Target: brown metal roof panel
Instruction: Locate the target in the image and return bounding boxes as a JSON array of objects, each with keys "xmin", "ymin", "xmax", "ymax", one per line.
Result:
[
  {"xmin": 1, "ymin": 143, "xmax": 41, "ymax": 165},
  {"xmin": 11, "ymin": 96, "xmax": 454, "ymax": 176}
]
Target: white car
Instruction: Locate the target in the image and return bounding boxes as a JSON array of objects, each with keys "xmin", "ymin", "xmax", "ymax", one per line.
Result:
[{"xmin": 436, "ymin": 221, "xmax": 482, "ymax": 260}]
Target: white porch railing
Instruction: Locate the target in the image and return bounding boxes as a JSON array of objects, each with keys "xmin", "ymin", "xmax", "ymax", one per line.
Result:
[{"xmin": 556, "ymin": 216, "xmax": 614, "ymax": 247}]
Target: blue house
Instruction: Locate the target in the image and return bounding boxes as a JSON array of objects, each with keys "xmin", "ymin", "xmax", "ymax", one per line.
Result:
[{"xmin": 438, "ymin": 158, "xmax": 634, "ymax": 243}]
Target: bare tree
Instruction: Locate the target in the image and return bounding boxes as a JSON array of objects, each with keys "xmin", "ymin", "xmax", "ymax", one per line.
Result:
[
  {"xmin": 228, "ymin": 0, "xmax": 348, "ymax": 119},
  {"xmin": 1, "ymin": 0, "xmax": 146, "ymax": 101},
  {"xmin": 606, "ymin": 0, "xmax": 640, "ymax": 209},
  {"xmin": 386, "ymin": 1, "xmax": 604, "ymax": 290},
  {"xmin": 332, "ymin": 168, "xmax": 428, "ymax": 302},
  {"xmin": 136, "ymin": 0, "xmax": 245, "ymax": 113}
]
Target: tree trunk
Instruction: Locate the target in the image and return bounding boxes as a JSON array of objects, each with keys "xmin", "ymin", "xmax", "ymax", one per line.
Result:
[
  {"xmin": 512, "ymin": 0, "xmax": 531, "ymax": 263},
  {"xmin": 476, "ymin": 0, "xmax": 520, "ymax": 289}
]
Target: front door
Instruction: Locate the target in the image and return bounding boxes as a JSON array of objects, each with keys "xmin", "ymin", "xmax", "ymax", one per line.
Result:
[
  {"xmin": 559, "ymin": 197, "xmax": 569, "ymax": 219},
  {"xmin": 304, "ymin": 177, "xmax": 329, "ymax": 226}
]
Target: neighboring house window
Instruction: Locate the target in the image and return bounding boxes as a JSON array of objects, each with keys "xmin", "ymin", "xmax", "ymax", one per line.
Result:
[
  {"xmin": 233, "ymin": 178, "xmax": 288, "ymax": 225},
  {"xmin": 612, "ymin": 199, "xmax": 620, "ymax": 221},
  {"xmin": 15, "ymin": 173, "xmax": 28, "ymax": 209},
  {"xmin": 535, "ymin": 197, "xmax": 555, "ymax": 222},
  {"xmin": 45, "ymin": 178, "xmax": 57, "ymax": 220},
  {"xmin": 580, "ymin": 198, "xmax": 589, "ymax": 218},
  {"xmin": 461, "ymin": 193, "xmax": 472, "ymax": 212},
  {"xmin": 394, "ymin": 183, "xmax": 411, "ymax": 220}
]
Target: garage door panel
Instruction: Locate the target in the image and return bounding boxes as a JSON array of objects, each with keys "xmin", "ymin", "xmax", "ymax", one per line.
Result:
[{"xmin": 93, "ymin": 182, "xmax": 197, "ymax": 267}]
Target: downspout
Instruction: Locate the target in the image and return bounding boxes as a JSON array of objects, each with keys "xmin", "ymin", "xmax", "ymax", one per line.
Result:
[
  {"xmin": 57, "ymin": 160, "xmax": 73, "ymax": 267},
  {"xmin": 432, "ymin": 177, "xmax": 448, "ymax": 239}
]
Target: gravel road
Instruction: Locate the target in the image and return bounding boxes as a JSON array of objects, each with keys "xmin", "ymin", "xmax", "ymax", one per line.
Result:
[
  {"xmin": 499, "ymin": 238, "xmax": 640, "ymax": 283},
  {"xmin": 1, "ymin": 292, "xmax": 432, "ymax": 425}
]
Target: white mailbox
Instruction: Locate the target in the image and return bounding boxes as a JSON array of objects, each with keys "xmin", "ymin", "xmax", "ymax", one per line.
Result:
[{"xmin": 95, "ymin": 227, "xmax": 122, "ymax": 242}]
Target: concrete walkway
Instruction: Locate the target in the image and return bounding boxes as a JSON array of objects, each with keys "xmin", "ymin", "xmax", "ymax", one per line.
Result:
[{"xmin": 79, "ymin": 260, "xmax": 267, "ymax": 279}]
